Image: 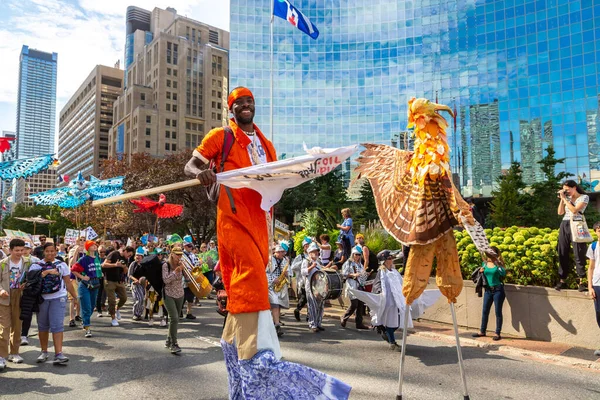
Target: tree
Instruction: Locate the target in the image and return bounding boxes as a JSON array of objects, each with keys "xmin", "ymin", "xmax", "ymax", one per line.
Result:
[
  {"xmin": 526, "ymin": 146, "xmax": 573, "ymax": 228},
  {"xmin": 353, "ymin": 179, "xmax": 379, "ymax": 228},
  {"xmin": 489, "ymin": 162, "xmax": 528, "ymax": 227},
  {"xmin": 275, "ymin": 181, "xmax": 316, "ymax": 225},
  {"xmin": 313, "ymin": 166, "xmax": 348, "ymax": 213},
  {"xmin": 3, "ymin": 204, "xmax": 75, "ymax": 238}
]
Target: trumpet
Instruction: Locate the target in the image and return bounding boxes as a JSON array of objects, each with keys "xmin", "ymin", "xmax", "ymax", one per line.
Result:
[{"xmin": 181, "ymin": 256, "xmax": 212, "ymax": 298}]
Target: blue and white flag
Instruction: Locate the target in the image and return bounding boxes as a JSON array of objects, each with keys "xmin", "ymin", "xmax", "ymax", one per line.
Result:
[{"xmin": 273, "ymin": 0, "xmax": 319, "ymax": 40}]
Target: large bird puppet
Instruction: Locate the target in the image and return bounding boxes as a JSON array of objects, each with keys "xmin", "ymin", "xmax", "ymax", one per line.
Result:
[
  {"xmin": 130, "ymin": 193, "xmax": 183, "ymax": 218},
  {"xmin": 355, "ymin": 97, "xmax": 492, "ymax": 399}
]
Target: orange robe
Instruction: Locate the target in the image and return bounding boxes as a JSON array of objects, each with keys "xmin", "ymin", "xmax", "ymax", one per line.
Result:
[{"xmin": 195, "ymin": 119, "xmax": 276, "ymax": 315}]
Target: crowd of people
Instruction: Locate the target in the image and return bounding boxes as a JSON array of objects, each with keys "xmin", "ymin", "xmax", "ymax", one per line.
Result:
[{"xmin": 0, "ymin": 236, "xmax": 220, "ymax": 369}]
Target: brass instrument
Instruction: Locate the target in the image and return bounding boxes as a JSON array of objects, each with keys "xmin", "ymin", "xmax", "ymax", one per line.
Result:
[
  {"xmin": 181, "ymin": 255, "xmax": 213, "ymax": 298},
  {"xmin": 272, "ymin": 261, "xmax": 290, "ymax": 293}
]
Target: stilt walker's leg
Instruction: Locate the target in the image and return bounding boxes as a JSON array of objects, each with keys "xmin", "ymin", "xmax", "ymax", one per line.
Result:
[
  {"xmin": 396, "ymin": 302, "xmax": 411, "ymax": 400},
  {"xmin": 450, "ymin": 302, "xmax": 470, "ymax": 400}
]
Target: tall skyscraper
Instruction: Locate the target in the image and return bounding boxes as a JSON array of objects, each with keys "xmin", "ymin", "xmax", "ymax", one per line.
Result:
[
  {"xmin": 16, "ymin": 45, "xmax": 57, "ymax": 159},
  {"xmin": 470, "ymin": 101, "xmax": 500, "ymax": 194},
  {"xmin": 15, "ymin": 45, "xmax": 57, "ymax": 205},
  {"xmin": 109, "ymin": 7, "xmax": 230, "ymax": 162},
  {"xmin": 124, "ymin": 6, "xmax": 152, "ymax": 87},
  {"xmin": 58, "ymin": 65, "xmax": 123, "ymax": 180},
  {"xmin": 230, "ymin": 0, "xmax": 600, "ymax": 194}
]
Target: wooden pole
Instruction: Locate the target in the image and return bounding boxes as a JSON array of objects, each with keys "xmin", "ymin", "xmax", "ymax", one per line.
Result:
[
  {"xmin": 92, "ymin": 179, "xmax": 200, "ymax": 207},
  {"xmin": 153, "ymin": 214, "xmax": 159, "ymax": 236}
]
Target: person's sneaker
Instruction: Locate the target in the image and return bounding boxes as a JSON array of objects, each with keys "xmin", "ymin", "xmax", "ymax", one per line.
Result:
[
  {"xmin": 317, "ymin": 326, "xmax": 325, "ymax": 331},
  {"xmin": 594, "ymin": 350, "xmax": 600, "ymax": 357},
  {"xmin": 578, "ymin": 284, "xmax": 588, "ymax": 292},
  {"xmin": 97, "ymin": 312, "xmax": 103, "ymax": 318},
  {"xmin": 75, "ymin": 315, "xmax": 82, "ymax": 322},
  {"xmin": 148, "ymin": 317, "xmax": 154, "ymax": 326},
  {"xmin": 389, "ymin": 343, "xmax": 402, "ymax": 352},
  {"xmin": 554, "ymin": 281, "xmax": 567, "ymax": 291},
  {"xmin": 165, "ymin": 339, "xmax": 172, "ymax": 348},
  {"xmin": 340, "ymin": 317, "xmax": 347, "ymax": 328},
  {"xmin": 116, "ymin": 309, "xmax": 122, "ymax": 320},
  {"xmin": 294, "ymin": 309, "xmax": 300, "ymax": 321},
  {"xmin": 170, "ymin": 344, "xmax": 182, "ymax": 354},
  {"xmin": 53, "ymin": 353, "xmax": 69, "ymax": 365},
  {"xmin": 185, "ymin": 314, "xmax": 196, "ymax": 320},
  {"xmin": 160, "ymin": 318, "xmax": 167, "ymax": 327},
  {"xmin": 132, "ymin": 315, "xmax": 141, "ymax": 321},
  {"xmin": 8, "ymin": 354, "xmax": 24, "ymax": 363},
  {"xmin": 111, "ymin": 319, "xmax": 119, "ymax": 327},
  {"xmin": 471, "ymin": 332, "xmax": 486, "ymax": 338},
  {"xmin": 493, "ymin": 334, "xmax": 502, "ymax": 341},
  {"xmin": 356, "ymin": 325, "xmax": 371, "ymax": 330},
  {"xmin": 85, "ymin": 329, "xmax": 93, "ymax": 338},
  {"xmin": 0, "ymin": 357, "xmax": 6, "ymax": 370},
  {"xmin": 69, "ymin": 319, "xmax": 76, "ymax": 327},
  {"xmin": 20, "ymin": 336, "xmax": 29, "ymax": 346},
  {"xmin": 275, "ymin": 324, "xmax": 284, "ymax": 337},
  {"xmin": 36, "ymin": 352, "xmax": 49, "ymax": 363}
]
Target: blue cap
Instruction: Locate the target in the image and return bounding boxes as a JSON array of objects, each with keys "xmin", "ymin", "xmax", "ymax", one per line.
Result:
[
  {"xmin": 302, "ymin": 237, "xmax": 312, "ymax": 246},
  {"xmin": 280, "ymin": 241, "xmax": 289, "ymax": 252},
  {"xmin": 135, "ymin": 247, "xmax": 145, "ymax": 256}
]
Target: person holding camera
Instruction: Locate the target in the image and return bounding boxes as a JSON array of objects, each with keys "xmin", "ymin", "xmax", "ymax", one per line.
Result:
[
  {"xmin": 102, "ymin": 246, "xmax": 134, "ymax": 327},
  {"xmin": 71, "ymin": 241, "xmax": 103, "ymax": 338},
  {"xmin": 472, "ymin": 246, "xmax": 506, "ymax": 341},
  {"xmin": 556, "ymin": 180, "xmax": 589, "ymax": 291}
]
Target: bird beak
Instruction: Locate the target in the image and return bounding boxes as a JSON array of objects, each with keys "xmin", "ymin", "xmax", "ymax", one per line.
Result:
[{"xmin": 435, "ymin": 104, "xmax": 454, "ymax": 118}]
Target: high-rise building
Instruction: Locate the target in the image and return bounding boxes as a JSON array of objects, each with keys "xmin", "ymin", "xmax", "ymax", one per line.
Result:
[
  {"xmin": 16, "ymin": 45, "xmax": 57, "ymax": 159},
  {"xmin": 125, "ymin": 6, "xmax": 152, "ymax": 87},
  {"xmin": 470, "ymin": 101, "xmax": 500, "ymax": 195},
  {"xmin": 109, "ymin": 7, "xmax": 230, "ymax": 162},
  {"xmin": 15, "ymin": 45, "xmax": 57, "ymax": 204},
  {"xmin": 230, "ymin": 0, "xmax": 600, "ymax": 194},
  {"xmin": 18, "ymin": 168, "xmax": 57, "ymax": 207},
  {"xmin": 58, "ymin": 65, "xmax": 123, "ymax": 180}
]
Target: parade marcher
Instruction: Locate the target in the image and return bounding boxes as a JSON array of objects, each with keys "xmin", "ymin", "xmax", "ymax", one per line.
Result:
[
  {"xmin": 67, "ymin": 238, "xmax": 84, "ymax": 328},
  {"xmin": 162, "ymin": 245, "xmax": 185, "ymax": 354},
  {"xmin": 267, "ymin": 245, "xmax": 289, "ymax": 337},
  {"xmin": 96, "ymin": 245, "xmax": 108, "ymax": 317},
  {"xmin": 102, "ymin": 246, "xmax": 134, "ymax": 327},
  {"xmin": 355, "ymin": 234, "xmax": 378, "ymax": 274},
  {"xmin": 30, "ymin": 242, "xmax": 78, "ymax": 364},
  {"xmin": 472, "ymin": 247, "xmax": 506, "ymax": 341},
  {"xmin": 128, "ymin": 248, "xmax": 146, "ymax": 321},
  {"xmin": 71, "ymin": 241, "xmax": 103, "ymax": 338},
  {"xmin": 337, "ymin": 208, "xmax": 354, "ymax": 259},
  {"xmin": 0, "ymin": 239, "xmax": 33, "ymax": 368},
  {"xmin": 19, "ymin": 241, "xmax": 41, "ymax": 345},
  {"xmin": 292, "ymin": 237, "xmax": 311, "ymax": 321},
  {"xmin": 185, "ymin": 86, "xmax": 350, "ymax": 399},
  {"xmin": 302, "ymin": 242, "xmax": 325, "ymax": 333},
  {"xmin": 341, "ymin": 248, "xmax": 370, "ymax": 330},
  {"xmin": 556, "ymin": 180, "xmax": 590, "ymax": 291},
  {"xmin": 32, "ymin": 235, "xmax": 47, "ymax": 260},
  {"xmin": 182, "ymin": 241, "xmax": 198, "ymax": 319}
]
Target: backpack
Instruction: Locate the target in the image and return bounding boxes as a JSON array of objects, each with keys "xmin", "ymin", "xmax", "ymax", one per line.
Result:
[
  {"xmin": 40, "ymin": 261, "xmax": 63, "ymax": 295},
  {"xmin": 206, "ymin": 127, "xmax": 237, "ymax": 214}
]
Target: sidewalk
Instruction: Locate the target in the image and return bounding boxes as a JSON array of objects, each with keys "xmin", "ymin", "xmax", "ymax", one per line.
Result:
[{"xmin": 307, "ymin": 302, "xmax": 600, "ymax": 372}]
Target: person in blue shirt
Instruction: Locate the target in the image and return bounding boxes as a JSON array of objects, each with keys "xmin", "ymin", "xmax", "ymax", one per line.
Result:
[
  {"xmin": 472, "ymin": 246, "xmax": 506, "ymax": 341},
  {"xmin": 71, "ymin": 241, "xmax": 103, "ymax": 338},
  {"xmin": 337, "ymin": 208, "xmax": 354, "ymax": 259}
]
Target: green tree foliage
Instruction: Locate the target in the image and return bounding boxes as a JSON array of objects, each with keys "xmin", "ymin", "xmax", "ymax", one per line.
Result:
[
  {"xmin": 353, "ymin": 179, "xmax": 379, "ymax": 228},
  {"xmin": 3, "ymin": 204, "xmax": 74, "ymax": 238},
  {"xmin": 525, "ymin": 146, "xmax": 573, "ymax": 228},
  {"xmin": 489, "ymin": 162, "xmax": 529, "ymax": 227}
]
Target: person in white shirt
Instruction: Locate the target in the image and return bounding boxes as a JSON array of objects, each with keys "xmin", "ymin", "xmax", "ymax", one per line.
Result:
[{"xmin": 585, "ymin": 222, "xmax": 600, "ymax": 357}]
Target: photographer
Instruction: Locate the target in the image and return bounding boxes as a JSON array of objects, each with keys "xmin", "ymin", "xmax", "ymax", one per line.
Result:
[
  {"xmin": 102, "ymin": 246, "xmax": 134, "ymax": 327},
  {"xmin": 556, "ymin": 180, "xmax": 589, "ymax": 291}
]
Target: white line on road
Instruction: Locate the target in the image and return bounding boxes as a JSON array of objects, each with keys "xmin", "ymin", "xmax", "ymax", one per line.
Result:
[{"xmin": 195, "ymin": 335, "xmax": 222, "ymax": 347}]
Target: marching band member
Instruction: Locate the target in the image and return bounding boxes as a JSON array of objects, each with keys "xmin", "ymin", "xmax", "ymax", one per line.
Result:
[
  {"xmin": 266, "ymin": 245, "xmax": 289, "ymax": 337},
  {"xmin": 292, "ymin": 237, "xmax": 311, "ymax": 321},
  {"xmin": 302, "ymin": 242, "xmax": 325, "ymax": 333},
  {"xmin": 162, "ymin": 245, "xmax": 185, "ymax": 353},
  {"xmin": 128, "ymin": 248, "xmax": 146, "ymax": 321},
  {"xmin": 182, "ymin": 242, "xmax": 198, "ymax": 319},
  {"xmin": 340, "ymin": 248, "xmax": 371, "ymax": 330}
]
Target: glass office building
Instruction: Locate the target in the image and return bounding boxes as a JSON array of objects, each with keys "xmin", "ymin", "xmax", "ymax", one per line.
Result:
[
  {"xmin": 230, "ymin": 0, "xmax": 600, "ymax": 195},
  {"xmin": 16, "ymin": 45, "xmax": 57, "ymax": 159}
]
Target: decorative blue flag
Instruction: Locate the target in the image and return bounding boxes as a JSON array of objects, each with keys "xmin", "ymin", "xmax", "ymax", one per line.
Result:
[{"xmin": 273, "ymin": 0, "xmax": 319, "ymax": 40}]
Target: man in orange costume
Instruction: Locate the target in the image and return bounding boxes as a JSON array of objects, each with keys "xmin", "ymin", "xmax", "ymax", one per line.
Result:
[{"xmin": 185, "ymin": 87, "xmax": 350, "ymax": 399}]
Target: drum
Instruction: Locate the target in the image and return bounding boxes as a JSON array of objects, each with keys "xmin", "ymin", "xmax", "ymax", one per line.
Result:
[{"xmin": 311, "ymin": 269, "xmax": 343, "ymax": 301}]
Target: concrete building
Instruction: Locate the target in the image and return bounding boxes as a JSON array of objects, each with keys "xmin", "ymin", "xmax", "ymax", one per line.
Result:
[
  {"xmin": 109, "ymin": 6, "xmax": 230, "ymax": 162},
  {"xmin": 58, "ymin": 65, "xmax": 123, "ymax": 180},
  {"xmin": 19, "ymin": 167, "xmax": 57, "ymax": 207}
]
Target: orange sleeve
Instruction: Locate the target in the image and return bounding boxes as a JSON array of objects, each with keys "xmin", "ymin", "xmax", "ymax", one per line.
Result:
[{"xmin": 194, "ymin": 128, "xmax": 223, "ymax": 163}]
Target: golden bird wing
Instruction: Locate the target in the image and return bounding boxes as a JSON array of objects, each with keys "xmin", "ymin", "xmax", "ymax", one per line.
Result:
[{"xmin": 355, "ymin": 143, "xmax": 459, "ymax": 246}]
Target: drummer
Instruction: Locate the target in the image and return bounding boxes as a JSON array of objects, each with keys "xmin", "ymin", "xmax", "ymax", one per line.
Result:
[
  {"xmin": 266, "ymin": 245, "xmax": 289, "ymax": 337},
  {"xmin": 340, "ymin": 248, "xmax": 371, "ymax": 330},
  {"xmin": 301, "ymin": 243, "xmax": 325, "ymax": 333}
]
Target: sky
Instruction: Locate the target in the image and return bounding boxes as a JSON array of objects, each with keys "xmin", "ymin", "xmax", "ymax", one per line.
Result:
[{"xmin": 0, "ymin": 0, "xmax": 230, "ymax": 142}]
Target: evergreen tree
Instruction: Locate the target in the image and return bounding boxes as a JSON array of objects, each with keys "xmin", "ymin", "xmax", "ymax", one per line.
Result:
[
  {"xmin": 353, "ymin": 179, "xmax": 379, "ymax": 227},
  {"xmin": 489, "ymin": 162, "xmax": 528, "ymax": 227}
]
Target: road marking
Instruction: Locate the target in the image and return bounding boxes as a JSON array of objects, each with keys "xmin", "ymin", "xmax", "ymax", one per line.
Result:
[{"xmin": 195, "ymin": 335, "xmax": 222, "ymax": 348}]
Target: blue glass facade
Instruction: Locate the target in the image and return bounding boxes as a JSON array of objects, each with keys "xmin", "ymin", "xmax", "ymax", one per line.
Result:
[
  {"xmin": 16, "ymin": 45, "xmax": 57, "ymax": 160},
  {"xmin": 230, "ymin": 0, "xmax": 600, "ymax": 195}
]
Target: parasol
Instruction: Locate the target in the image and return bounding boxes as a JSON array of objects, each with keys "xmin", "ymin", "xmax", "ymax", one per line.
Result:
[{"xmin": 15, "ymin": 216, "xmax": 55, "ymax": 235}]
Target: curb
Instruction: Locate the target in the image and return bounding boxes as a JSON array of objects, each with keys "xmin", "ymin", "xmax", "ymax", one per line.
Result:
[{"xmin": 320, "ymin": 310, "xmax": 600, "ymax": 372}]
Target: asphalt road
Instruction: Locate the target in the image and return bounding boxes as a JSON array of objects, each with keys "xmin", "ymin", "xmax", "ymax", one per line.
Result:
[{"xmin": 2, "ymin": 299, "xmax": 600, "ymax": 400}]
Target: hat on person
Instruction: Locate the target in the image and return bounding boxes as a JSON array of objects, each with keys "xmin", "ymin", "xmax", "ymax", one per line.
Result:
[
  {"xmin": 184, "ymin": 241, "xmax": 194, "ymax": 248},
  {"xmin": 307, "ymin": 242, "xmax": 319, "ymax": 253},
  {"xmin": 170, "ymin": 245, "xmax": 183, "ymax": 255},
  {"xmin": 377, "ymin": 250, "xmax": 394, "ymax": 262},
  {"xmin": 279, "ymin": 241, "xmax": 289, "ymax": 252},
  {"xmin": 302, "ymin": 237, "xmax": 312, "ymax": 246},
  {"xmin": 353, "ymin": 245, "xmax": 363, "ymax": 255},
  {"xmin": 84, "ymin": 240, "xmax": 96, "ymax": 251},
  {"xmin": 25, "ymin": 242, "xmax": 32, "ymax": 249},
  {"xmin": 351, "ymin": 247, "xmax": 362, "ymax": 256},
  {"xmin": 356, "ymin": 233, "xmax": 365, "ymax": 240},
  {"xmin": 227, "ymin": 87, "xmax": 254, "ymax": 110},
  {"xmin": 274, "ymin": 245, "xmax": 285, "ymax": 253},
  {"xmin": 135, "ymin": 247, "xmax": 146, "ymax": 256}
]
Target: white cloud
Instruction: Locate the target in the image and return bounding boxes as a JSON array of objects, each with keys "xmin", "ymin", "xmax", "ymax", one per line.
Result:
[{"xmin": 0, "ymin": 0, "xmax": 230, "ymax": 134}]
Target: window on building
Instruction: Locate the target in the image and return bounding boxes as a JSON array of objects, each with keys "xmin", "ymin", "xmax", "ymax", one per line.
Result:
[
  {"xmin": 209, "ymin": 30, "xmax": 219, "ymax": 44},
  {"xmin": 172, "ymin": 143, "xmax": 177, "ymax": 151},
  {"xmin": 166, "ymin": 119, "xmax": 171, "ymax": 126},
  {"xmin": 167, "ymin": 42, "xmax": 172, "ymax": 64},
  {"xmin": 165, "ymin": 143, "xmax": 170, "ymax": 151},
  {"xmin": 141, "ymin": 93, "xmax": 146, "ymax": 101},
  {"xmin": 166, "ymin": 104, "xmax": 171, "ymax": 111},
  {"xmin": 212, "ymin": 101, "xmax": 216, "ymax": 108},
  {"xmin": 146, "ymin": 115, "xmax": 151, "ymax": 123},
  {"xmin": 173, "ymin": 93, "xmax": 178, "ymax": 101},
  {"xmin": 173, "ymin": 44, "xmax": 178, "ymax": 65},
  {"xmin": 166, "ymin": 92, "xmax": 171, "ymax": 100},
  {"xmin": 167, "ymin": 79, "xmax": 171, "ymax": 87},
  {"xmin": 217, "ymin": 113, "xmax": 222, "ymax": 120},
  {"xmin": 172, "ymin": 120, "xmax": 177, "ymax": 128},
  {"xmin": 173, "ymin": 81, "xmax": 178, "ymax": 89},
  {"xmin": 166, "ymin": 131, "xmax": 170, "ymax": 138},
  {"xmin": 173, "ymin": 69, "xmax": 177, "ymax": 77},
  {"xmin": 173, "ymin": 104, "xmax": 177, "ymax": 112},
  {"xmin": 172, "ymin": 132, "xmax": 177, "ymax": 139},
  {"xmin": 212, "ymin": 112, "xmax": 216, "ymax": 119},
  {"xmin": 186, "ymin": 26, "xmax": 190, "ymax": 40},
  {"xmin": 186, "ymin": 122, "xmax": 191, "ymax": 130},
  {"xmin": 146, "ymin": 128, "xmax": 151, "ymax": 136},
  {"xmin": 167, "ymin": 68, "xmax": 171, "ymax": 75},
  {"xmin": 212, "ymin": 90, "xmax": 216, "ymax": 97},
  {"xmin": 217, "ymin": 102, "xmax": 221, "ymax": 109},
  {"xmin": 218, "ymin": 91, "xmax": 221, "ymax": 97},
  {"xmin": 146, "ymin": 140, "xmax": 151, "ymax": 148}
]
